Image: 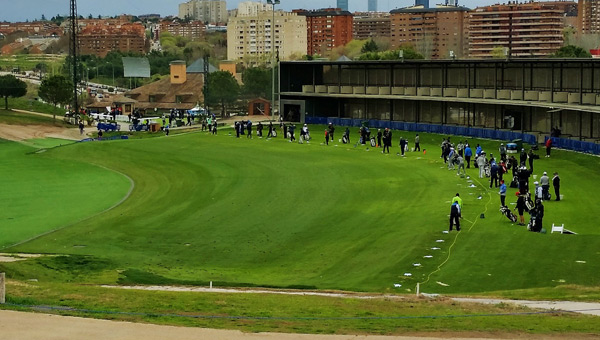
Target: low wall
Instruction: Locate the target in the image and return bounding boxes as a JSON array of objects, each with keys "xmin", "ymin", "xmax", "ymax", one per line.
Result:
[
  {"xmin": 546, "ymin": 137, "xmax": 600, "ymax": 155},
  {"xmin": 305, "ymin": 116, "xmax": 538, "ymax": 145}
]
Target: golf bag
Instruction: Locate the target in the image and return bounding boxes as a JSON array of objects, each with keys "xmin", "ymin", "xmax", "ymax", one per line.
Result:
[
  {"xmin": 500, "ymin": 206, "xmax": 517, "ymax": 223},
  {"xmin": 272, "ymin": 130, "xmax": 277, "ymax": 137},
  {"xmin": 342, "ymin": 135, "xmax": 348, "ymax": 144},
  {"xmin": 510, "ymin": 175, "xmax": 519, "ymax": 188},
  {"xmin": 543, "ymin": 190, "xmax": 552, "ymax": 201},
  {"xmin": 524, "ymin": 193, "xmax": 534, "ymax": 211},
  {"xmin": 370, "ymin": 136, "xmax": 376, "ymax": 147},
  {"xmin": 484, "ymin": 164, "xmax": 491, "ymax": 177},
  {"xmin": 527, "ymin": 213, "xmax": 542, "ymax": 232},
  {"xmin": 299, "ymin": 136, "xmax": 304, "ymax": 144}
]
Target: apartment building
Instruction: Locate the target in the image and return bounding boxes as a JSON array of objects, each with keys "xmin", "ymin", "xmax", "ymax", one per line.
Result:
[
  {"xmin": 227, "ymin": 3, "xmax": 307, "ymax": 65},
  {"xmin": 0, "ymin": 21, "xmax": 62, "ymax": 37},
  {"xmin": 578, "ymin": 0, "xmax": 600, "ymax": 33},
  {"xmin": 353, "ymin": 13, "xmax": 390, "ymax": 40},
  {"xmin": 294, "ymin": 8, "xmax": 353, "ymax": 56},
  {"xmin": 79, "ymin": 23, "xmax": 147, "ymax": 57},
  {"xmin": 179, "ymin": 0, "xmax": 228, "ymax": 24},
  {"xmin": 469, "ymin": 2, "xmax": 574, "ymax": 58},
  {"xmin": 390, "ymin": 6, "xmax": 469, "ymax": 59},
  {"xmin": 159, "ymin": 20, "xmax": 206, "ymax": 40}
]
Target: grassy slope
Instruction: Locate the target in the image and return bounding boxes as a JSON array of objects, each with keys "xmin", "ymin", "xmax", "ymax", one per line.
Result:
[
  {"xmin": 3, "ymin": 128, "xmax": 599, "ymax": 297},
  {"xmin": 0, "ymin": 109, "xmax": 66, "ymax": 126},
  {"xmin": 0, "ymin": 140, "xmax": 131, "ymax": 248}
]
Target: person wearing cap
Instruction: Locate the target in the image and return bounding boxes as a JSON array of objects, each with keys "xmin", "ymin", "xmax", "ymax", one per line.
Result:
[
  {"xmin": 464, "ymin": 143, "xmax": 472, "ymax": 168},
  {"xmin": 519, "ymin": 148, "xmax": 527, "ymax": 166},
  {"xmin": 452, "ymin": 193, "xmax": 463, "ymax": 212},
  {"xmin": 540, "ymin": 172, "xmax": 550, "ymax": 200},
  {"xmin": 499, "ymin": 143, "xmax": 507, "ymax": 161},
  {"xmin": 499, "ymin": 180, "xmax": 507, "ymax": 207},
  {"xmin": 477, "ymin": 151, "xmax": 487, "ymax": 178},
  {"xmin": 449, "ymin": 201, "xmax": 461, "ymax": 232},
  {"xmin": 534, "ymin": 181, "xmax": 543, "ymax": 200}
]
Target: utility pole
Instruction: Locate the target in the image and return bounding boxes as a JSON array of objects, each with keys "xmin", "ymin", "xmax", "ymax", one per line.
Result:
[
  {"xmin": 69, "ymin": 0, "xmax": 79, "ymax": 115},
  {"xmin": 203, "ymin": 54, "xmax": 209, "ymax": 116}
]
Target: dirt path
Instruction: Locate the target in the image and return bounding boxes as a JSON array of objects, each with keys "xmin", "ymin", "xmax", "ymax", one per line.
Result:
[
  {"xmin": 0, "ymin": 123, "xmax": 84, "ymax": 142},
  {"xmin": 0, "ymin": 310, "xmax": 573, "ymax": 340}
]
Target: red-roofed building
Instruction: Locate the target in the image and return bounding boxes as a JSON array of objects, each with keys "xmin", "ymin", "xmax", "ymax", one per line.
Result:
[{"xmin": 78, "ymin": 23, "xmax": 147, "ymax": 57}]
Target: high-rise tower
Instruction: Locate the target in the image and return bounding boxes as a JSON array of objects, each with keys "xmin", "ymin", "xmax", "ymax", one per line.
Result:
[
  {"xmin": 368, "ymin": 0, "xmax": 377, "ymax": 11},
  {"xmin": 337, "ymin": 0, "xmax": 348, "ymax": 11}
]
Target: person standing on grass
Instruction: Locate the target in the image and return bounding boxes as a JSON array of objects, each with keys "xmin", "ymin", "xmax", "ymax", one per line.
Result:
[
  {"xmin": 414, "ymin": 134, "xmax": 420, "ymax": 151},
  {"xmin": 235, "ymin": 121, "xmax": 240, "ymax": 138},
  {"xmin": 283, "ymin": 123, "xmax": 288, "ymax": 139},
  {"xmin": 247, "ymin": 120, "xmax": 253, "ymax": 139},
  {"xmin": 545, "ymin": 138, "xmax": 552, "ymax": 157},
  {"xmin": 490, "ymin": 161, "xmax": 499, "ymax": 188},
  {"xmin": 344, "ymin": 127, "xmax": 350, "ymax": 143},
  {"xmin": 477, "ymin": 152, "xmax": 486, "ymax": 178},
  {"xmin": 499, "ymin": 143, "xmax": 507, "ymax": 162},
  {"xmin": 449, "ymin": 201, "xmax": 461, "ymax": 232},
  {"xmin": 553, "ymin": 172, "xmax": 561, "ymax": 201},
  {"xmin": 464, "ymin": 144, "xmax": 472, "ymax": 168},
  {"xmin": 98, "ymin": 129, "xmax": 103, "ymax": 140},
  {"xmin": 540, "ymin": 171, "xmax": 550, "ymax": 200},
  {"xmin": 212, "ymin": 120, "xmax": 217, "ymax": 134},
  {"xmin": 328, "ymin": 123, "xmax": 335, "ymax": 141},
  {"xmin": 377, "ymin": 129, "xmax": 382, "ymax": 148},
  {"xmin": 288, "ymin": 123, "xmax": 296, "ymax": 142},
  {"xmin": 382, "ymin": 128, "xmax": 391, "ymax": 154},
  {"xmin": 528, "ymin": 149, "xmax": 535, "ymax": 172},
  {"xmin": 324, "ymin": 129, "xmax": 329, "ymax": 145},
  {"xmin": 257, "ymin": 122, "xmax": 263, "ymax": 137},
  {"xmin": 79, "ymin": 121, "xmax": 84, "ymax": 135},
  {"xmin": 400, "ymin": 137, "xmax": 407, "ymax": 156},
  {"xmin": 456, "ymin": 155, "xmax": 466, "ymax": 176},
  {"xmin": 520, "ymin": 148, "xmax": 527, "ymax": 166},
  {"xmin": 267, "ymin": 121, "xmax": 273, "ymax": 138},
  {"xmin": 456, "ymin": 140, "xmax": 464, "ymax": 157},
  {"xmin": 515, "ymin": 192, "xmax": 527, "ymax": 225},
  {"xmin": 499, "ymin": 180, "xmax": 507, "ymax": 207}
]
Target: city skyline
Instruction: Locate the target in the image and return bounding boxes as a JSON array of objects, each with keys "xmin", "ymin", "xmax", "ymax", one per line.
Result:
[{"xmin": 2, "ymin": 0, "xmax": 502, "ymax": 22}]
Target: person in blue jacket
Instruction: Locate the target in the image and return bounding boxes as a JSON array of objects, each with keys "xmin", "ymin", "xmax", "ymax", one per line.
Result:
[{"xmin": 464, "ymin": 144, "xmax": 472, "ymax": 168}]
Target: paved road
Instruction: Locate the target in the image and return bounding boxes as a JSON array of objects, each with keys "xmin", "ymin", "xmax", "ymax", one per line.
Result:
[{"xmin": 453, "ymin": 298, "xmax": 600, "ymax": 316}]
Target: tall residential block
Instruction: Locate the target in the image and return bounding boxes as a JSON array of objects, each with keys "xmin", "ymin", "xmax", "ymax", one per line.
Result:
[
  {"xmin": 159, "ymin": 20, "xmax": 206, "ymax": 40},
  {"xmin": 337, "ymin": 0, "xmax": 349, "ymax": 11},
  {"xmin": 368, "ymin": 0, "xmax": 377, "ymax": 12},
  {"xmin": 179, "ymin": 0, "xmax": 228, "ymax": 24},
  {"xmin": 294, "ymin": 8, "xmax": 353, "ymax": 56},
  {"xmin": 390, "ymin": 6, "xmax": 469, "ymax": 59},
  {"xmin": 578, "ymin": 0, "xmax": 600, "ymax": 33},
  {"xmin": 227, "ymin": 3, "xmax": 307, "ymax": 65},
  {"xmin": 353, "ymin": 13, "xmax": 390, "ymax": 40},
  {"xmin": 469, "ymin": 2, "xmax": 575, "ymax": 58},
  {"xmin": 78, "ymin": 23, "xmax": 147, "ymax": 57}
]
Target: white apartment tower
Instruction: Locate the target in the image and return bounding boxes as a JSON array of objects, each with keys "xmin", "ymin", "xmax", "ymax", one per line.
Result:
[
  {"xmin": 179, "ymin": 0, "xmax": 228, "ymax": 24},
  {"xmin": 227, "ymin": 2, "xmax": 307, "ymax": 65}
]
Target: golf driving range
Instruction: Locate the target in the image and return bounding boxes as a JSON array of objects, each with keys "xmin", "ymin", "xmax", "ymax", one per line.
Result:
[{"xmin": 1, "ymin": 120, "xmax": 599, "ymax": 336}]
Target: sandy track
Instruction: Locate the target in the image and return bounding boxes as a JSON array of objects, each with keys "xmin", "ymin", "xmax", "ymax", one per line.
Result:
[
  {"xmin": 0, "ymin": 310, "xmax": 540, "ymax": 340},
  {"xmin": 0, "ymin": 123, "xmax": 85, "ymax": 142}
]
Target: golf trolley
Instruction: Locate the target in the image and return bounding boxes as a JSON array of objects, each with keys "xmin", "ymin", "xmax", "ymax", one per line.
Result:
[{"xmin": 500, "ymin": 206, "xmax": 517, "ymax": 223}]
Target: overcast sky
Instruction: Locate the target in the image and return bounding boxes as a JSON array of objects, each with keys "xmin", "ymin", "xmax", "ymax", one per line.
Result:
[{"xmin": 1, "ymin": 0, "xmax": 499, "ymax": 22}]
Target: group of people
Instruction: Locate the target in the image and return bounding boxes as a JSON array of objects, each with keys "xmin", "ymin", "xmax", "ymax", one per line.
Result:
[{"xmin": 442, "ymin": 137, "xmax": 562, "ymax": 233}]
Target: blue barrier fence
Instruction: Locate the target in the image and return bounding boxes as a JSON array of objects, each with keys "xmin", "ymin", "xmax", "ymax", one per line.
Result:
[
  {"xmin": 546, "ymin": 136, "xmax": 600, "ymax": 155},
  {"xmin": 305, "ymin": 117, "xmax": 538, "ymax": 145}
]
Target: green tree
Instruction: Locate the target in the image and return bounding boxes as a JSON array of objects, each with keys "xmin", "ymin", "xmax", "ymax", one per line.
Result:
[
  {"xmin": 241, "ymin": 67, "xmax": 271, "ymax": 99},
  {"xmin": 38, "ymin": 75, "xmax": 73, "ymax": 118},
  {"xmin": 205, "ymin": 71, "xmax": 240, "ymax": 118},
  {"xmin": 551, "ymin": 45, "xmax": 592, "ymax": 58},
  {"xmin": 0, "ymin": 75, "xmax": 27, "ymax": 110},
  {"xmin": 361, "ymin": 39, "xmax": 378, "ymax": 53}
]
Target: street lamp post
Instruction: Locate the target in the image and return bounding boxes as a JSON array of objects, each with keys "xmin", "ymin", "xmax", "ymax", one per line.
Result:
[{"xmin": 267, "ymin": 0, "xmax": 280, "ymax": 120}]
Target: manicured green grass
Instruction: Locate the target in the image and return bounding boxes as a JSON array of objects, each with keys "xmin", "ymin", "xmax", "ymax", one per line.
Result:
[
  {"xmin": 0, "ymin": 140, "xmax": 131, "ymax": 249},
  {"xmin": 1, "ymin": 127, "xmax": 598, "ymax": 298}
]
